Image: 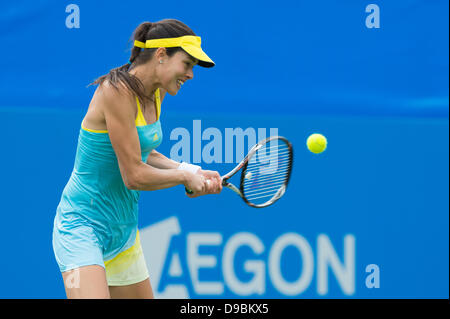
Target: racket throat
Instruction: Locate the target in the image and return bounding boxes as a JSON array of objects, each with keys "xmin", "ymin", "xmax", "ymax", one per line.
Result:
[{"xmin": 224, "ymin": 181, "xmax": 244, "ymax": 198}]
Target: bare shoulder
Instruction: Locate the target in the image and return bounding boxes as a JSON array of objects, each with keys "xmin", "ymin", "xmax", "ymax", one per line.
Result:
[
  {"xmin": 83, "ymin": 80, "xmax": 136, "ymax": 131},
  {"xmin": 99, "ymin": 81, "xmax": 136, "ymax": 126},
  {"xmin": 99, "ymin": 81, "xmax": 138, "ymax": 120},
  {"xmin": 98, "ymin": 80, "xmax": 135, "ymax": 110}
]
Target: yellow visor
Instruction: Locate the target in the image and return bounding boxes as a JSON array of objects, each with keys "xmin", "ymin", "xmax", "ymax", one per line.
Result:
[{"xmin": 134, "ymin": 35, "xmax": 215, "ymax": 68}]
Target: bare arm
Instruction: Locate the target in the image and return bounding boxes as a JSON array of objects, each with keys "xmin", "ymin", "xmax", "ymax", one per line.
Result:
[
  {"xmin": 147, "ymin": 150, "xmax": 181, "ymax": 169},
  {"xmin": 100, "ymin": 82, "xmax": 206, "ymax": 193},
  {"xmin": 145, "ymin": 89, "xmax": 181, "ymax": 170}
]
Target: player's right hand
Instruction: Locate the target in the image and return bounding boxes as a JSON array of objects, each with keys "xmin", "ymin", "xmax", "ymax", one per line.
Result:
[{"xmin": 184, "ymin": 172, "xmax": 207, "ymax": 198}]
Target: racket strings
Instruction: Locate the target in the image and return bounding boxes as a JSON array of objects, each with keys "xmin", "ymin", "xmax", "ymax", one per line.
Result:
[
  {"xmin": 243, "ymin": 172, "xmax": 290, "ymax": 202},
  {"xmin": 245, "ymin": 182, "xmax": 286, "ymax": 198},
  {"xmin": 243, "ymin": 169, "xmax": 290, "ymax": 188},
  {"xmin": 242, "ymin": 140, "xmax": 292, "ymax": 205},
  {"xmin": 247, "ymin": 152, "xmax": 291, "ymax": 164},
  {"xmin": 247, "ymin": 146, "xmax": 290, "ymax": 162},
  {"xmin": 243, "ymin": 172, "xmax": 289, "ymax": 196},
  {"xmin": 245, "ymin": 188, "xmax": 286, "ymax": 201},
  {"xmin": 245, "ymin": 163, "xmax": 291, "ymax": 175},
  {"xmin": 243, "ymin": 175, "xmax": 287, "ymax": 193}
]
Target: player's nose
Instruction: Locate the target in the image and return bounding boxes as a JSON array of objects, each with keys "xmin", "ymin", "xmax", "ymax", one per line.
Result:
[{"xmin": 186, "ymin": 69, "xmax": 194, "ymax": 80}]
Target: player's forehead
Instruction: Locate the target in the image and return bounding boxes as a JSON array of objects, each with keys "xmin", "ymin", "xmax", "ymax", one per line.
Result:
[{"xmin": 177, "ymin": 50, "xmax": 198, "ymax": 64}]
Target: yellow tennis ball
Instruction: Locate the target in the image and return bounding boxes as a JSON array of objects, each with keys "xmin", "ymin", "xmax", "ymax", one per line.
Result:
[{"xmin": 307, "ymin": 133, "xmax": 327, "ymax": 154}]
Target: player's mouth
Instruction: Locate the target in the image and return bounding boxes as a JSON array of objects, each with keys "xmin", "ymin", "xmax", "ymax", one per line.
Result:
[{"xmin": 176, "ymin": 79, "xmax": 185, "ymax": 89}]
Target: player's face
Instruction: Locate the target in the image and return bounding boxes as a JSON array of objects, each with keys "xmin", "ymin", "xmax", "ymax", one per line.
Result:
[{"xmin": 160, "ymin": 51, "xmax": 197, "ymax": 96}]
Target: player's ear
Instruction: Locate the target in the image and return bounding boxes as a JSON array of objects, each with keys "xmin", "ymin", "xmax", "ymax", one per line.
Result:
[{"xmin": 155, "ymin": 47, "xmax": 167, "ymax": 62}]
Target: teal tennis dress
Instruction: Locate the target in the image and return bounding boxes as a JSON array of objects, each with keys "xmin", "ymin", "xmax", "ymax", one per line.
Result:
[{"xmin": 52, "ymin": 90, "xmax": 162, "ymax": 273}]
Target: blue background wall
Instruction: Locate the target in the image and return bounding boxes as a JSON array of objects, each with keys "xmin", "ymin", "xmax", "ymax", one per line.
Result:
[{"xmin": 0, "ymin": 1, "xmax": 448, "ymax": 298}]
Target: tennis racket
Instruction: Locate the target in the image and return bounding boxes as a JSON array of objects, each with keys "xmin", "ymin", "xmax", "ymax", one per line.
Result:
[{"xmin": 186, "ymin": 136, "xmax": 293, "ymax": 208}]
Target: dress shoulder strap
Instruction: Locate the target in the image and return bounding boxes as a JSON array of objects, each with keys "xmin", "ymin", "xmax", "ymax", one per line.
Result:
[
  {"xmin": 135, "ymin": 96, "xmax": 147, "ymax": 126},
  {"xmin": 135, "ymin": 89, "xmax": 161, "ymax": 126},
  {"xmin": 155, "ymin": 88, "xmax": 161, "ymax": 121}
]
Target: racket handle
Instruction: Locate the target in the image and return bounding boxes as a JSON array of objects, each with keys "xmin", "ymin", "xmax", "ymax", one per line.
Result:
[{"xmin": 185, "ymin": 180, "xmax": 210, "ymax": 195}]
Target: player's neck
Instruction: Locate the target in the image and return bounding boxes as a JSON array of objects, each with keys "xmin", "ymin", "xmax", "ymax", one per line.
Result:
[{"xmin": 129, "ymin": 64, "xmax": 160, "ymax": 97}]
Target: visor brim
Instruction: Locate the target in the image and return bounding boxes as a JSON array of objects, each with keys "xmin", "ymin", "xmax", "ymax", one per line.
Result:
[{"xmin": 182, "ymin": 45, "xmax": 215, "ymax": 68}]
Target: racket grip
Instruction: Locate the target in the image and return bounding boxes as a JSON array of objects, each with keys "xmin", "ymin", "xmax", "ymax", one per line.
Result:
[{"xmin": 185, "ymin": 180, "xmax": 210, "ymax": 195}]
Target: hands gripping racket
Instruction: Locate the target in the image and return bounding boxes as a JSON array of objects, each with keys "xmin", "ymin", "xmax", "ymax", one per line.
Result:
[{"xmin": 186, "ymin": 136, "xmax": 293, "ymax": 208}]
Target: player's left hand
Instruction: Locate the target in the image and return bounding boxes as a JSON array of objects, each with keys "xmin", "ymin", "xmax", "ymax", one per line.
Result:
[{"xmin": 197, "ymin": 169, "xmax": 222, "ymax": 194}]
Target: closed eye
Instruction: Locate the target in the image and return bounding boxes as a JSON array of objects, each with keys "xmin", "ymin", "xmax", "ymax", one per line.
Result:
[{"xmin": 185, "ymin": 59, "xmax": 197, "ymax": 67}]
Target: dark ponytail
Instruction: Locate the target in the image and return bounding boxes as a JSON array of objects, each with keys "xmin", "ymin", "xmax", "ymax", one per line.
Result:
[{"xmin": 89, "ymin": 19, "xmax": 196, "ymax": 109}]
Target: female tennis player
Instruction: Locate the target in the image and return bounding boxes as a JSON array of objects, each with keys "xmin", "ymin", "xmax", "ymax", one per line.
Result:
[{"xmin": 52, "ymin": 19, "xmax": 222, "ymax": 299}]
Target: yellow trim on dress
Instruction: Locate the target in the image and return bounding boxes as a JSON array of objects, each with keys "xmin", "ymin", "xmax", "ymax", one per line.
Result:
[
  {"xmin": 155, "ymin": 88, "xmax": 161, "ymax": 121},
  {"xmin": 134, "ymin": 96, "xmax": 147, "ymax": 126},
  {"xmin": 135, "ymin": 88, "xmax": 161, "ymax": 125},
  {"xmin": 81, "ymin": 125, "xmax": 108, "ymax": 133},
  {"xmin": 104, "ymin": 230, "xmax": 143, "ymax": 276}
]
